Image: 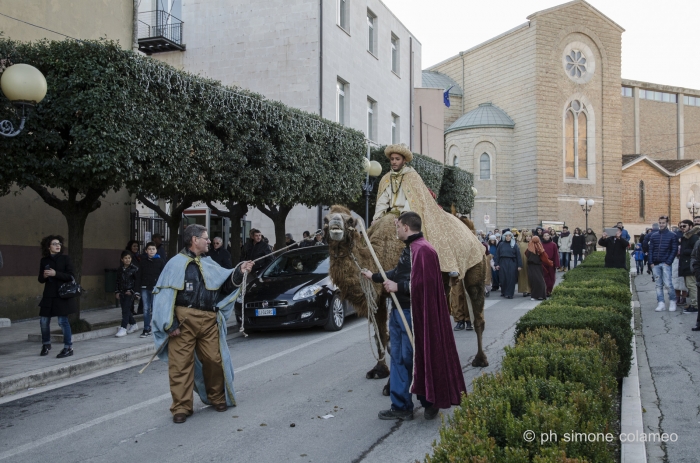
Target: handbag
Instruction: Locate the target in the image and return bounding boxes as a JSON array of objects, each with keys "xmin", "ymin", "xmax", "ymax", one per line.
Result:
[{"xmin": 58, "ymin": 277, "xmax": 86, "ymax": 299}]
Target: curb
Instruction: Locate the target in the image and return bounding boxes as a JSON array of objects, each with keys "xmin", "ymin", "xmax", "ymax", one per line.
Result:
[
  {"xmin": 27, "ymin": 315, "xmax": 146, "ymax": 343},
  {"xmin": 0, "ymin": 323, "xmax": 243, "ymax": 398},
  {"xmin": 620, "ymin": 273, "xmax": 647, "ymax": 462}
]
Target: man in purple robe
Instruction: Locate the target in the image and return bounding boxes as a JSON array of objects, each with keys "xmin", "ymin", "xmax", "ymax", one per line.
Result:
[{"xmin": 362, "ymin": 212, "xmax": 467, "ymax": 421}]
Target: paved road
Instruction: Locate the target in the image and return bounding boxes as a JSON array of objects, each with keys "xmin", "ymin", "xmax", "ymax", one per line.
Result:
[
  {"xmin": 0, "ymin": 295, "xmax": 541, "ymax": 463},
  {"xmin": 634, "ymin": 272, "xmax": 700, "ymax": 463}
]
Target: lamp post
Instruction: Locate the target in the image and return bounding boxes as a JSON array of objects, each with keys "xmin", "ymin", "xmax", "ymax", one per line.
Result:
[
  {"xmin": 686, "ymin": 201, "xmax": 700, "ymax": 219},
  {"xmin": 362, "ymin": 143, "xmax": 383, "ymax": 226},
  {"xmin": 578, "ymin": 198, "xmax": 594, "ymax": 231},
  {"xmin": 0, "ymin": 63, "xmax": 47, "ymax": 138}
]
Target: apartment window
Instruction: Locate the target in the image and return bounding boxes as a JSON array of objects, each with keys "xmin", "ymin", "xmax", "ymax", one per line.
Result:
[
  {"xmin": 367, "ymin": 10, "xmax": 376, "ymax": 55},
  {"xmin": 479, "ymin": 153, "xmax": 490, "ymax": 180},
  {"xmin": 391, "ymin": 35, "xmax": 399, "ymax": 74},
  {"xmin": 367, "ymin": 98, "xmax": 375, "ymax": 141},
  {"xmin": 565, "ymin": 100, "xmax": 589, "ymax": 180},
  {"xmin": 336, "ymin": 80, "xmax": 346, "ymax": 125},
  {"xmin": 621, "ymin": 86, "xmax": 633, "ymax": 97},
  {"xmin": 640, "ymin": 89, "xmax": 677, "ymax": 103},
  {"xmin": 391, "ymin": 114, "xmax": 399, "ymax": 144},
  {"xmin": 639, "ymin": 180, "xmax": 645, "ymax": 221},
  {"xmin": 337, "ymin": 0, "xmax": 348, "ymax": 30},
  {"xmin": 684, "ymin": 95, "xmax": 700, "ymax": 107}
]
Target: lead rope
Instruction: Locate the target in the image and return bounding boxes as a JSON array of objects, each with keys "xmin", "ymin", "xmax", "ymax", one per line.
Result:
[
  {"xmin": 238, "ymin": 236, "xmax": 321, "ymax": 337},
  {"xmin": 349, "ymin": 252, "xmax": 386, "ymax": 362}
]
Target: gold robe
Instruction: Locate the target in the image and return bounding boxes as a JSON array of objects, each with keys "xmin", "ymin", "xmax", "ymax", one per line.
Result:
[{"xmin": 375, "ymin": 169, "xmax": 484, "ymax": 277}]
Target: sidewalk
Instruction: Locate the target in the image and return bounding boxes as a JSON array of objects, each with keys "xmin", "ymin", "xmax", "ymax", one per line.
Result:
[
  {"xmin": 633, "ymin": 271, "xmax": 699, "ymax": 462},
  {"xmin": 0, "ymin": 307, "xmax": 241, "ymax": 398}
]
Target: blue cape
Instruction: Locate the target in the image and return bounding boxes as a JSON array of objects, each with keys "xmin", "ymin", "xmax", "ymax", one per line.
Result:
[{"xmin": 152, "ymin": 252, "xmax": 240, "ymax": 406}]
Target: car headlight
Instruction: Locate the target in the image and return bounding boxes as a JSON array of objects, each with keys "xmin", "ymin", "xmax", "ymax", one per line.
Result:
[{"xmin": 293, "ymin": 284, "xmax": 322, "ymax": 301}]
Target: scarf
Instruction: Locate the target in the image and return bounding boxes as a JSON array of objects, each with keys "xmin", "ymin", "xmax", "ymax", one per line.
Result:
[
  {"xmin": 527, "ymin": 236, "xmax": 545, "ymax": 254},
  {"xmin": 503, "ymin": 231, "xmax": 516, "ymax": 248}
]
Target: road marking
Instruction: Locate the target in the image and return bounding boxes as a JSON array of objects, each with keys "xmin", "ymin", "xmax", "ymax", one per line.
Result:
[{"xmin": 0, "ymin": 321, "xmax": 364, "ymax": 461}]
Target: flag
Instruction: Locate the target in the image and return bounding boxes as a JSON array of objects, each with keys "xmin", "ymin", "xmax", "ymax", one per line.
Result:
[{"xmin": 443, "ymin": 85, "xmax": 454, "ymax": 108}]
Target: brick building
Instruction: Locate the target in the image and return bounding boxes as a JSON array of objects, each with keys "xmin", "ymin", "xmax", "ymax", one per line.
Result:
[{"xmin": 419, "ymin": 0, "xmax": 700, "ymax": 237}]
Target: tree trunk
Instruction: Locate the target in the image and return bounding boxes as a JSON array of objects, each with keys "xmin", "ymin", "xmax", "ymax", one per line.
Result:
[
  {"xmin": 206, "ymin": 200, "xmax": 248, "ymax": 265},
  {"xmin": 258, "ymin": 204, "xmax": 294, "ymax": 251},
  {"xmin": 29, "ymin": 185, "xmax": 102, "ymax": 321},
  {"xmin": 137, "ymin": 193, "xmax": 194, "ymax": 259}
]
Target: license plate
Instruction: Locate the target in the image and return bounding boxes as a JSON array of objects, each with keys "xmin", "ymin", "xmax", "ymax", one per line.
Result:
[{"xmin": 255, "ymin": 308, "xmax": 276, "ymax": 316}]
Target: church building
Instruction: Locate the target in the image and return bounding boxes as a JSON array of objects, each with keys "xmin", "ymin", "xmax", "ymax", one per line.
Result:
[{"xmin": 420, "ymin": 0, "xmax": 700, "ymax": 237}]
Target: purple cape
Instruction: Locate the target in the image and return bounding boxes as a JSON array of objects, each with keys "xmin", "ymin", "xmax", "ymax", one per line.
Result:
[{"xmin": 409, "ymin": 237, "xmax": 467, "ymax": 408}]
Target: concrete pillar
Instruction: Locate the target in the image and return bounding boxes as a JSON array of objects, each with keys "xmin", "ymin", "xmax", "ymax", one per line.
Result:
[
  {"xmin": 678, "ymin": 93, "xmax": 684, "ymax": 159},
  {"xmin": 633, "ymin": 87, "xmax": 640, "ymax": 154}
]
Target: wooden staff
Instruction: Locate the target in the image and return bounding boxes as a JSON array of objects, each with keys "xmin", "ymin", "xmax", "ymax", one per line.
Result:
[{"xmin": 356, "ymin": 218, "xmax": 414, "ymax": 350}]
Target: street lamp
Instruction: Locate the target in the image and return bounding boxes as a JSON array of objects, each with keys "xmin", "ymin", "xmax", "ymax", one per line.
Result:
[
  {"xmin": 0, "ymin": 63, "xmax": 47, "ymax": 138},
  {"xmin": 686, "ymin": 201, "xmax": 700, "ymax": 218},
  {"xmin": 578, "ymin": 198, "xmax": 594, "ymax": 231},
  {"xmin": 362, "ymin": 145, "xmax": 383, "ymax": 226}
]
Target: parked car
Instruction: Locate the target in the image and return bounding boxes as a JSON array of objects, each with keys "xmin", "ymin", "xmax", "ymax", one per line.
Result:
[{"xmin": 234, "ymin": 245, "xmax": 354, "ymax": 331}]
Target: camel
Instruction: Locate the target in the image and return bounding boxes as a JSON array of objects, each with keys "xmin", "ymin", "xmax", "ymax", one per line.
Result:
[{"xmin": 324, "ymin": 206, "xmax": 489, "ymax": 387}]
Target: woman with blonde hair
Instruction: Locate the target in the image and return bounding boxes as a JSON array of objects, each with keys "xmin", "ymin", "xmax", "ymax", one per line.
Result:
[{"xmin": 518, "ymin": 230, "xmax": 532, "ymax": 297}]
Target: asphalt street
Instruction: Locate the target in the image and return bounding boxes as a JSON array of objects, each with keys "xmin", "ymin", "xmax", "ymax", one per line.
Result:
[
  {"xmin": 634, "ymin": 272, "xmax": 700, "ymax": 463},
  {"xmin": 0, "ymin": 294, "xmax": 541, "ymax": 463}
]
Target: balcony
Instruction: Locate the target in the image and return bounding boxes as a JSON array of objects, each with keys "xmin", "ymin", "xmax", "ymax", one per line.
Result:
[{"xmin": 137, "ymin": 10, "xmax": 186, "ymax": 55}]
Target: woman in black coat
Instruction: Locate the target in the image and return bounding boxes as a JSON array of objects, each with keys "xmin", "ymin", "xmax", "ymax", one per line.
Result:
[
  {"xmin": 494, "ymin": 231, "xmax": 523, "ymax": 299},
  {"xmin": 38, "ymin": 235, "xmax": 77, "ymax": 358},
  {"xmin": 571, "ymin": 227, "xmax": 586, "ymax": 268}
]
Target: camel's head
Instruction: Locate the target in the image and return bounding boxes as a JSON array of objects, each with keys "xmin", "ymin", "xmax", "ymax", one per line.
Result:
[{"xmin": 323, "ymin": 205, "xmax": 358, "ymax": 243}]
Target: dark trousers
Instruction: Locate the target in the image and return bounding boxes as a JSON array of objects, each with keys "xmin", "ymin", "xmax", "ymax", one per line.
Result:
[
  {"xmin": 119, "ymin": 294, "xmax": 136, "ymax": 328},
  {"xmin": 635, "ymin": 260, "xmax": 644, "ymax": 274}
]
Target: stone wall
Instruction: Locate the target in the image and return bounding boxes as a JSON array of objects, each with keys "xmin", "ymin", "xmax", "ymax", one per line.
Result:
[
  {"xmin": 622, "ymin": 96, "xmax": 636, "ymax": 155},
  {"xmin": 621, "ymin": 161, "xmax": 674, "ymax": 226},
  {"xmin": 639, "ymin": 99, "xmax": 678, "ymax": 159},
  {"xmin": 685, "ymin": 106, "xmax": 700, "ymax": 159}
]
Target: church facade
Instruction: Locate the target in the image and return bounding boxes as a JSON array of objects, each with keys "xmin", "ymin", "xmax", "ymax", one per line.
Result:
[{"xmin": 421, "ymin": 0, "xmax": 700, "ymax": 236}]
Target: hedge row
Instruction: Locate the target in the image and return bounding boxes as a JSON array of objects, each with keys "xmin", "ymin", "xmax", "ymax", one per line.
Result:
[{"xmin": 427, "ymin": 252, "xmax": 632, "ymax": 462}]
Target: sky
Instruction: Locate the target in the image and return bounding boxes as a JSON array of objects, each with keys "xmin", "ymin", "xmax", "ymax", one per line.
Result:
[{"xmin": 381, "ymin": 0, "xmax": 699, "ymax": 90}]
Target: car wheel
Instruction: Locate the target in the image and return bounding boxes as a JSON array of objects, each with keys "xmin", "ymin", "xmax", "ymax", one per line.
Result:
[{"xmin": 324, "ymin": 293, "xmax": 345, "ymax": 331}]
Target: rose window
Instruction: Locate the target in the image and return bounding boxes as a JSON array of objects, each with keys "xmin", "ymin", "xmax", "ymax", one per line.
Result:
[{"xmin": 565, "ymin": 50, "xmax": 587, "ymax": 78}]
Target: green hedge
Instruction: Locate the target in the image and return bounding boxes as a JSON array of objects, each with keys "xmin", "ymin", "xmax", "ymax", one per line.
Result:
[
  {"xmin": 515, "ymin": 305, "xmax": 632, "ymax": 378},
  {"xmin": 426, "ymin": 251, "xmax": 631, "ymax": 462},
  {"xmin": 427, "ymin": 373, "xmax": 614, "ymax": 463}
]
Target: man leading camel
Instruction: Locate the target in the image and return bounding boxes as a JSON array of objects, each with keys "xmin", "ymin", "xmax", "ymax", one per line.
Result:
[
  {"xmin": 373, "ymin": 144, "xmax": 483, "ymax": 278},
  {"xmin": 362, "ymin": 212, "xmax": 466, "ymax": 421}
]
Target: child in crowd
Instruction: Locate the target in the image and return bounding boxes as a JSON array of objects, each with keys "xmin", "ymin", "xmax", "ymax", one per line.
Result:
[
  {"xmin": 633, "ymin": 243, "xmax": 645, "ymax": 275},
  {"xmin": 115, "ymin": 250, "xmax": 139, "ymax": 337},
  {"xmin": 135, "ymin": 242, "xmax": 165, "ymax": 338}
]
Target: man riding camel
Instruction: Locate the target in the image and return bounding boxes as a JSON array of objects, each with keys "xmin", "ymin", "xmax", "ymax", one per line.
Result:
[{"xmin": 373, "ymin": 144, "xmax": 484, "ymax": 278}]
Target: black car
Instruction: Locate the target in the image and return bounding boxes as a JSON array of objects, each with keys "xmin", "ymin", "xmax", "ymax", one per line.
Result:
[{"xmin": 234, "ymin": 245, "xmax": 354, "ymax": 331}]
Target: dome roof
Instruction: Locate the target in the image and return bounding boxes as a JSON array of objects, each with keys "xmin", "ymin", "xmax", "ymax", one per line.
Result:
[
  {"xmin": 446, "ymin": 103, "xmax": 514, "ymax": 133},
  {"xmin": 421, "ymin": 71, "xmax": 463, "ymax": 96}
]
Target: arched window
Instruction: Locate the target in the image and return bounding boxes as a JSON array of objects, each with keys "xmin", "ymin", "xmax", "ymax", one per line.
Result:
[
  {"xmin": 453, "ymin": 156, "xmax": 459, "ymax": 167},
  {"xmin": 565, "ymin": 100, "xmax": 589, "ymax": 179},
  {"xmin": 480, "ymin": 153, "xmax": 490, "ymax": 180},
  {"xmin": 639, "ymin": 180, "xmax": 645, "ymax": 220}
]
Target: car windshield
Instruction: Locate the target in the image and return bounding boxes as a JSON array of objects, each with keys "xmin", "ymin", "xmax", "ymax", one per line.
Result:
[{"xmin": 263, "ymin": 251, "xmax": 330, "ymax": 277}]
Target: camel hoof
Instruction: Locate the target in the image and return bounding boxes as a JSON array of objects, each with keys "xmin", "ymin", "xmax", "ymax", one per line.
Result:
[
  {"xmin": 382, "ymin": 382, "xmax": 390, "ymax": 396},
  {"xmin": 471, "ymin": 355, "xmax": 489, "ymax": 368}
]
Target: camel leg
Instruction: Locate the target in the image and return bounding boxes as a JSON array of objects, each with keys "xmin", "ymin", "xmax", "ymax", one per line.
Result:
[
  {"xmin": 365, "ymin": 294, "xmax": 390, "ymax": 380},
  {"xmin": 466, "ymin": 268, "xmax": 489, "ymax": 367}
]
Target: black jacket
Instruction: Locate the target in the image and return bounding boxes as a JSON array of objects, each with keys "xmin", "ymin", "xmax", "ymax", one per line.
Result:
[
  {"xmin": 241, "ymin": 240, "xmax": 273, "ymax": 274},
  {"xmin": 172, "ymin": 248, "xmax": 245, "ymax": 329},
  {"xmin": 208, "ymin": 247, "xmax": 233, "ymax": 269},
  {"xmin": 571, "ymin": 234, "xmax": 586, "ymax": 254},
  {"xmin": 38, "ymin": 254, "xmax": 77, "ymax": 317},
  {"xmin": 679, "ymin": 225, "xmax": 700, "ymax": 276},
  {"xmin": 116, "ymin": 263, "xmax": 139, "ymax": 294},
  {"xmin": 598, "ymin": 236, "xmax": 629, "ymax": 269},
  {"xmin": 371, "ymin": 233, "xmax": 423, "ymax": 309},
  {"xmin": 690, "ymin": 239, "xmax": 700, "ymax": 282},
  {"xmin": 136, "ymin": 255, "xmax": 166, "ymax": 290}
]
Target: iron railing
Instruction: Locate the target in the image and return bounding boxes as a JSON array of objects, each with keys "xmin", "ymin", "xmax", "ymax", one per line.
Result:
[
  {"xmin": 138, "ymin": 10, "xmax": 184, "ymax": 46},
  {"xmin": 131, "ymin": 211, "xmax": 170, "ymax": 251}
]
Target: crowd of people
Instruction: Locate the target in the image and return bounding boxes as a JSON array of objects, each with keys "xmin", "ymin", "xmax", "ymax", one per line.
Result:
[{"xmin": 472, "ymin": 224, "xmax": 596, "ymax": 316}]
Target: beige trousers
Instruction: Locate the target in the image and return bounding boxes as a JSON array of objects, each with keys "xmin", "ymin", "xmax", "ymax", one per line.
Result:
[{"xmin": 168, "ymin": 306, "xmax": 225, "ymax": 416}]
